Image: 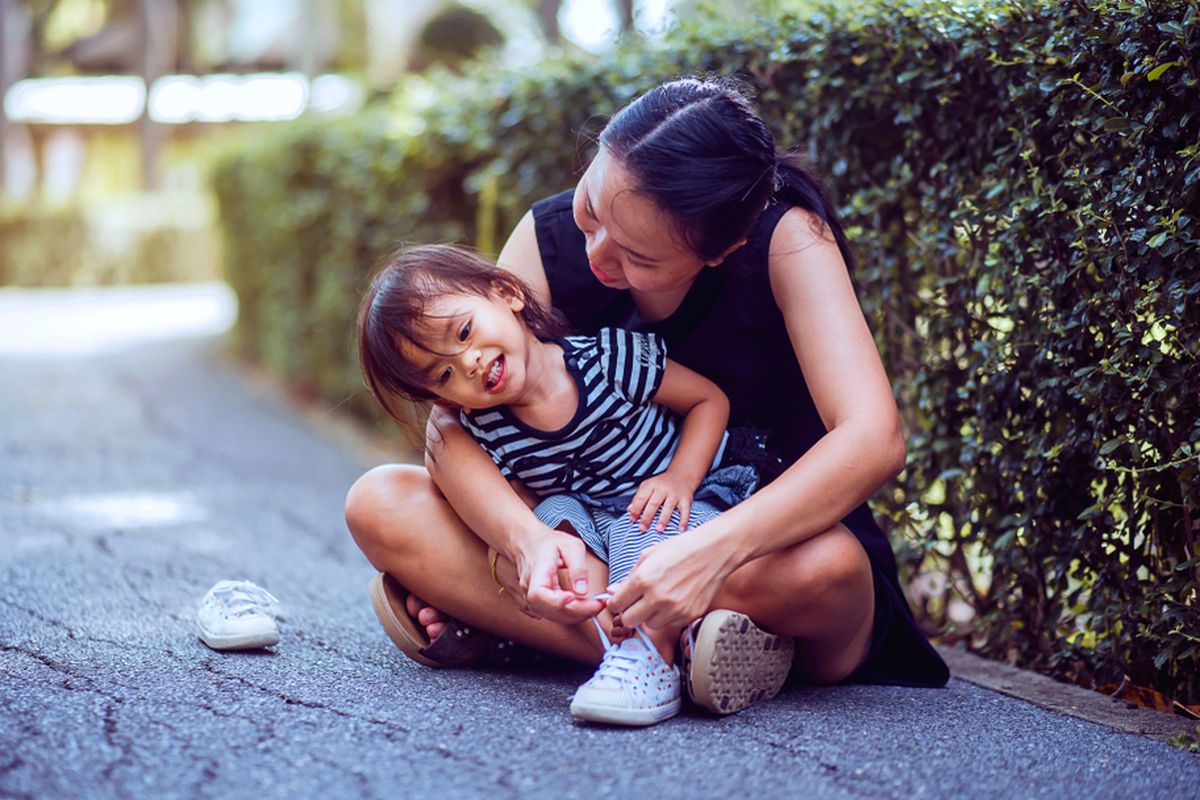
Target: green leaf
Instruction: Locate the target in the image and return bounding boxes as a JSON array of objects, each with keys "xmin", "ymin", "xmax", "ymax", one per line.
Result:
[
  {"xmin": 1147, "ymin": 62, "xmax": 1180, "ymax": 82},
  {"xmin": 1148, "ymin": 231, "xmax": 1168, "ymax": 248}
]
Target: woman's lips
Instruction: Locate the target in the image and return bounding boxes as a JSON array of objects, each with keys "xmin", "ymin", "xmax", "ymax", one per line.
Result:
[{"xmin": 589, "ymin": 262, "xmax": 619, "ymax": 285}]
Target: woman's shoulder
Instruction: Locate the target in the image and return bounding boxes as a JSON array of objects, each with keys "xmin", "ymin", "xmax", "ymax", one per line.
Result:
[
  {"xmin": 496, "ymin": 209, "xmax": 552, "ymax": 305},
  {"xmin": 769, "ymin": 206, "xmax": 840, "ymax": 257},
  {"xmin": 529, "ymin": 189, "xmax": 583, "ymax": 276},
  {"xmin": 766, "ymin": 206, "xmax": 846, "ymax": 286}
]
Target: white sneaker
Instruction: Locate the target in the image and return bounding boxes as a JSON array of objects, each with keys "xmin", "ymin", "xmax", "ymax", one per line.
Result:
[
  {"xmin": 570, "ymin": 624, "xmax": 681, "ymax": 727},
  {"xmin": 196, "ymin": 580, "xmax": 281, "ymax": 651}
]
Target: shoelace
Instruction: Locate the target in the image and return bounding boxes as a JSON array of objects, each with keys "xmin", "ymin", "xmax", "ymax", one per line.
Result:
[
  {"xmin": 209, "ymin": 580, "xmax": 279, "ymax": 618},
  {"xmin": 587, "ymin": 592, "xmax": 662, "ymax": 681}
]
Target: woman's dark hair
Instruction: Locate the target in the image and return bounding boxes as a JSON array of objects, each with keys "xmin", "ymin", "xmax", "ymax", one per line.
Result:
[
  {"xmin": 357, "ymin": 243, "xmax": 568, "ymax": 422},
  {"xmin": 599, "ymin": 76, "xmax": 852, "ymax": 268}
]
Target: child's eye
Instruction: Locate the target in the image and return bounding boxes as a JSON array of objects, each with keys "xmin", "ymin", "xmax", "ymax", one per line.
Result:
[
  {"xmin": 437, "ymin": 367, "xmax": 452, "ymax": 385},
  {"xmin": 458, "ymin": 321, "xmax": 472, "ymax": 342}
]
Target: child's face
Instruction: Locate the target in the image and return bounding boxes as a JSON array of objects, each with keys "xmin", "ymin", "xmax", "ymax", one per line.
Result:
[{"xmin": 399, "ymin": 289, "xmax": 533, "ymax": 412}]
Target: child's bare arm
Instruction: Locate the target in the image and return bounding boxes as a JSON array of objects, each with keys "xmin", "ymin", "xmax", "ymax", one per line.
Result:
[{"xmin": 628, "ymin": 358, "xmax": 730, "ymax": 531}]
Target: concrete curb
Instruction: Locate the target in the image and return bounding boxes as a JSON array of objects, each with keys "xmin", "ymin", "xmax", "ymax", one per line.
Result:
[{"xmin": 937, "ymin": 645, "xmax": 1199, "ymax": 743}]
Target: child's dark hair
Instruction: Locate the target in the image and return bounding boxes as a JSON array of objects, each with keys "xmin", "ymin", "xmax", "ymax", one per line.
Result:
[
  {"xmin": 600, "ymin": 76, "xmax": 853, "ymax": 270},
  {"xmin": 357, "ymin": 243, "xmax": 568, "ymax": 422}
]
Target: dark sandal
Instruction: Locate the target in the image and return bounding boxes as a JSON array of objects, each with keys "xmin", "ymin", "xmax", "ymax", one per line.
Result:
[{"xmin": 368, "ymin": 572, "xmax": 543, "ymax": 668}]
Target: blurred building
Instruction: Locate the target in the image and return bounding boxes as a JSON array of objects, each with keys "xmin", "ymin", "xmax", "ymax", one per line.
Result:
[{"xmin": 0, "ymin": 0, "xmax": 667, "ymax": 200}]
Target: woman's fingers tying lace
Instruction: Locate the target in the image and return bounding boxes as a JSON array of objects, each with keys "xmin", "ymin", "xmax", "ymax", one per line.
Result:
[
  {"xmin": 608, "ymin": 535, "xmax": 724, "ymax": 629},
  {"xmin": 524, "ymin": 530, "xmax": 605, "ymax": 624}
]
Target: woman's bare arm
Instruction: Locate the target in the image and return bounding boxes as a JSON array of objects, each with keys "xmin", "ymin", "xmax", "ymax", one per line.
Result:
[
  {"xmin": 425, "ymin": 408, "xmax": 603, "ymax": 620},
  {"xmin": 610, "ymin": 208, "xmax": 905, "ymax": 627},
  {"xmin": 495, "ymin": 210, "xmax": 553, "ymax": 306}
]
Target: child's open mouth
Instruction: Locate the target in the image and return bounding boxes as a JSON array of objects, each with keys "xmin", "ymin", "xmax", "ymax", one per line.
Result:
[{"xmin": 484, "ymin": 355, "xmax": 505, "ymax": 391}]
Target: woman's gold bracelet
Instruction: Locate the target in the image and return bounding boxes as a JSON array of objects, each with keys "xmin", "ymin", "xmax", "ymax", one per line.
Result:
[{"xmin": 489, "ymin": 550, "xmax": 505, "ymax": 595}]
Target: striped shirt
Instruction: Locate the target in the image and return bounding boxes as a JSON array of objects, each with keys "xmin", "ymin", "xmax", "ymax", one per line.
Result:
[{"xmin": 460, "ymin": 327, "xmax": 681, "ymax": 499}]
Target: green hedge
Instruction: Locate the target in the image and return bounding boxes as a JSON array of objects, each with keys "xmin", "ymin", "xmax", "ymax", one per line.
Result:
[
  {"xmin": 212, "ymin": 0, "xmax": 1200, "ymax": 703},
  {"xmin": 0, "ymin": 195, "xmax": 219, "ymax": 287},
  {"xmin": 0, "ymin": 204, "xmax": 89, "ymax": 286}
]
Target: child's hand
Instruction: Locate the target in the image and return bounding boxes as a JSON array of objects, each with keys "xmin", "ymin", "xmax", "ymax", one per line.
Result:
[{"xmin": 628, "ymin": 471, "xmax": 695, "ymax": 533}]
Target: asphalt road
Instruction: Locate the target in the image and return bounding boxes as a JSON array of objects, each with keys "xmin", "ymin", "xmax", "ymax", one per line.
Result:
[{"xmin": 2, "ymin": 284, "xmax": 1197, "ymax": 799}]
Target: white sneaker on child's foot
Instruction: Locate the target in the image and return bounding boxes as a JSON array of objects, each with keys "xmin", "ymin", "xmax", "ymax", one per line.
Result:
[
  {"xmin": 196, "ymin": 580, "xmax": 281, "ymax": 651},
  {"xmin": 570, "ymin": 634, "xmax": 681, "ymax": 726}
]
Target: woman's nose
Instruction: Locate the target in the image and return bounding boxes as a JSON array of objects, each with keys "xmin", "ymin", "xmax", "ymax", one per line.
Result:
[{"xmin": 585, "ymin": 226, "xmax": 611, "ymax": 263}]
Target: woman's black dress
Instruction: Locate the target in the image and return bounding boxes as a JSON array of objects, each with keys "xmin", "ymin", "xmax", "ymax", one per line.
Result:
[{"xmin": 532, "ymin": 189, "xmax": 948, "ymax": 687}]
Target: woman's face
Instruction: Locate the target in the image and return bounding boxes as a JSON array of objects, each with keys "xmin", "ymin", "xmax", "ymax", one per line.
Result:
[{"xmin": 571, "ymin": 147, "xmax": 711, "ymax": 293}]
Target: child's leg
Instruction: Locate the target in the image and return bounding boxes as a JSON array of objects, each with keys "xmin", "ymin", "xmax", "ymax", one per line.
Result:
[
  {"xmin": 532, "ymin": 494, "xmax": 626, "ymax": 645},
  {"xmin": 603, "ymin": 499, "xmax": 724, "ymax": 663},
  {"xmin": 532, "ymin": 495, "xmax": 608, "ymax": 564}
]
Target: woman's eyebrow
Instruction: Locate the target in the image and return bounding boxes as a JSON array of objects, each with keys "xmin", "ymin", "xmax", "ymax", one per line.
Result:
[
  {"xmin": 621, "ymin": 244, "xmax": 656, "ymax": 263},
  {"xmin": 589, "ymin": 186, "xmax": 657, "ymax": 263}
]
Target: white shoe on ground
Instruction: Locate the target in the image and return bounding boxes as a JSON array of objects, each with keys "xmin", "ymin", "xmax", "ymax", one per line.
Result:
[
  {"xmin": 680, "ymin": 609, "xmax": 794, "ymax": 715},
  {"xmin": 196, "ymin": 580, "xmax": 281, "ymax": 651},
  {"xmin": 570, "ymin": 619, "xmax": 681, "ymax": 727}
]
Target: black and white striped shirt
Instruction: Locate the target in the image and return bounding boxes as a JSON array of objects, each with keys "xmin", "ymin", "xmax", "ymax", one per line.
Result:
[{"xmin": 460, "ymin": 327, "xmax": 681, "ymax": 499}]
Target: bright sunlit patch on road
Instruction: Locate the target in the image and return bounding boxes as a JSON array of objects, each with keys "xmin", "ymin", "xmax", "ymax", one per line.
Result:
[
  {"xmin": 0, "ymin": 282, "xmax": 237, "ymax": 357},
  {"xmin": 4, "ymin": 76, "xmax": 145, "ymax": 125},
  {"xmin": 41, "ymin": 491, "xmax": 208, "ymax": 529}
]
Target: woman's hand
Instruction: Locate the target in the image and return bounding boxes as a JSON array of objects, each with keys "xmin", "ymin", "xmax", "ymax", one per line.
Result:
[
  {"xmin": 628, "ymin": 470, "xmax": 696, "ymax": 532},
  {"xmin": 606, "ymin": 526, "xmax": 736, "ymax": 630},
  {"xmin": 492, "ymin": 528, "xmax": 605, "ymax": 625}
]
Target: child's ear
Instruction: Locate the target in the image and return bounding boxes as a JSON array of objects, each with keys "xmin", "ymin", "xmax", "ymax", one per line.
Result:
[{"xmin": 496, "ymin": 283, "xmax": 526, "ymax": 313}]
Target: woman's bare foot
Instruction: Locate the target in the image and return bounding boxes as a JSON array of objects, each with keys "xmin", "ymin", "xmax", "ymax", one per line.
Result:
[{"xmin": 406, "ymin": 592, "xmax": 447, "ymax": 642}]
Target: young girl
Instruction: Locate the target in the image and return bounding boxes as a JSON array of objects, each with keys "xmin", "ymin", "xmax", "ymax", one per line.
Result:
[{"xmin": 357, "ymin": 243, "xmax": 790, "ymax": 726}]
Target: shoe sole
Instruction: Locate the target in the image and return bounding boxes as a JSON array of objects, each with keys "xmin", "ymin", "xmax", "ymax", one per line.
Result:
[
  {"xmin": 686, "ymin": 610, "xmax": 794, "ymax": 715},
  {"xmin": 570, "ymin": 696, "xmax": 682, "ymax": 726},
  {"xmin": 368, "ymin": 572, "xmax": 443, "ymax": 668},
  {"xmin": 198, "ymin": 629, "xmax": 279, "ymax": 651}
]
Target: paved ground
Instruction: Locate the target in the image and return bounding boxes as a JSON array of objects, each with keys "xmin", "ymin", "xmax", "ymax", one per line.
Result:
[{"xmin": 2, "ymin": 283, "xmax": 1197, "ymax": 799}]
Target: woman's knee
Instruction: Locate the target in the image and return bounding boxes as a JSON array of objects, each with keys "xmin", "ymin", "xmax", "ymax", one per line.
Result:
[
  {"xmin": 344, "ymin": 464, "xmax": 435, "ymax": 568},
  {"xmin": 795, "ymin": 525, "xmax": 873, "ymax": 607},
  {"xmin": 726, "ymin": 524, "xmax": 871, "ymax": 615}
]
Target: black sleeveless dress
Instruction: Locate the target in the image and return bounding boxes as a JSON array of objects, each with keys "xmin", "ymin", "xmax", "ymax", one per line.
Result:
[{"xmin": 532, "ymin": 189, "xmax": 948, "ymax": 687}]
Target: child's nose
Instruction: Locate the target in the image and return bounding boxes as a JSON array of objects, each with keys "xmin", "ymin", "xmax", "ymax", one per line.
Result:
[{"xmin": 461, "ymin": 349, "xmax": 482, "ymax": 374}]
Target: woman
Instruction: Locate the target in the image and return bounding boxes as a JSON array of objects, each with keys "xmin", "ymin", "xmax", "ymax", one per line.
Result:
[{"xmin": 345, "ymin": 77, "xmax": 948, "ymax": 714}]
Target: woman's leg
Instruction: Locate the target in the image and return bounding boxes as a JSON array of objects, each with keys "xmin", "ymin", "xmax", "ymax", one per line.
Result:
[
  {"xmin": 344, "ymin": 464, "xmax": 608, "ymax": 665},
  {"xmin": 712, "ymin": 523, "xmax": 876, "ymax": 684}
]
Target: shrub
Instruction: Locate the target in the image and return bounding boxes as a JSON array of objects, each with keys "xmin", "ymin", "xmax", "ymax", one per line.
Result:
[
  {"xmin": 0, "ymin": 204, "xmax": 89, "ymax": 286},
  {"xmin": 0, "ymin": 194, "xmax": 219, "ymax": 288},
  {"xmin": 212, "ymin": 0, "xmax": 1200, "ymax": 702}
]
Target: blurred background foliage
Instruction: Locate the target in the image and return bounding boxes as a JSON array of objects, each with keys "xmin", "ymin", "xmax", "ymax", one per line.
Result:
[
  {"xmin": 211, "ymin": 0, "xmax": 1200, "ymax": 706},
  {"xmin": 0, "ymin": 0, "xmax": 657, "ymax": 286}
]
